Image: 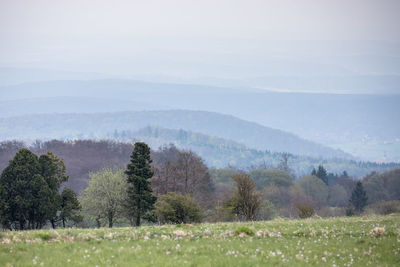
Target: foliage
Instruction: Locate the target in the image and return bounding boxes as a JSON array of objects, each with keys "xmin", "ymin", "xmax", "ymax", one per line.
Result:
[
  {"xmin": 152, "ymin": 147, "xmax": 214, "ymax": 208},
  {"xmin": 311, "ymin": 165, "xmax": 328, "ymax": 185},
  {"xmin": 225, "ymin": 174, "xmax": 262, "ymax": 221},
  {"xmin": 234, "ymin": 226, "xmax": 254, "ymax": 236},
  {"xmin": 60, "ymin": 188, "xmax": 82, "ymax": 227},
  {"xmin": 367, "ymin": 200, "xmax": 400, "ymax": 215},
  {"xmin": 349, "ymin": 181, "xmax": 368, "ymax": 212},
  {"xmin": 257, "ymin": 200, "xmax": 277, "ymax": 220},
  {"xmin": 0, "ymin": 149, "xmax": 74, "ymax": 230},
  {"xmin": 362, "ymin": 169, "xmax": 400, "ymax": 203},
  {"xmin": 328, "ymin": 184, "xmax": 348, "ymax": 207},
  {"xmin": 345, "ymin": 206, "xmax": 355, "ymax": 216},
  {"xmin": 297, "ymin": 175, "xmax": 328, "ymax": 203},
  {"xmin": 80, "ymin": 168, "xmax": 128, "ymax": 228},
  {"xmin": 295, "ymin": 203, "xmax": 315, "ymax": 218},
  {"xmin": 125, "ymin": 142, "xmax": 156, "ymax": 226},
  {"xmin": 1, "ymin": 140, "xmax": 399, "ymax": 193},
  {"xmin": 155, "ymin": 193, "xmax": 203, "ymax": 224},
  {"xmin": 250, "ymin": 169, "xmax": 293, "ymax": 189},
  {"xmin": 209, "ymin": 167, "xmax": 240, "ymax": 186}
]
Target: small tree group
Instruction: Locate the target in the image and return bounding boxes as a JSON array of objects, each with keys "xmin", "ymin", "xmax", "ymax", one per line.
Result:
[
  {"xmin": 311, "ymin": 165, "xmax": 328, "ymax": 185},
  {"xmin": 80, "ymin": 142, "xmax": 204, "ymax": 227},
  {"xmin": 0, "ymin": 149, "xmax": 81, "ymax": 230}
]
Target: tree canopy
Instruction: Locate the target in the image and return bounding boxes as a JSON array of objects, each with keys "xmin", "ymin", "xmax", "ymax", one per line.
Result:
[
  {"xmin": 125, "ymin": 142, "xmax": 156, "ymax": 226},
  {"xmin": 80, "ymin": 168, "xmax": 127, "ymax": 228},
  {"xmin": 0, "ymin": 149, "xmax": 79, "ymax": 230}
]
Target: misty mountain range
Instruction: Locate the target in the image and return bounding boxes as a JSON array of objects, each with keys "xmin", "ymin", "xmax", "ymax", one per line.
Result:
[
  {"xmin": 1, "ymin": 78, "xmax": 399, "ymax": 145},
  {"xmin": 0, "ymin": 110, "xmax": 350, "ymax": 159}
]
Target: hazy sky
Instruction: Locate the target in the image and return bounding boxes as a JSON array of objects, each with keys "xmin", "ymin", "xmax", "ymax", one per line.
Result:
[{"xmin": 1, "ymin": 0, "xmax": 399, "ymax": 81}]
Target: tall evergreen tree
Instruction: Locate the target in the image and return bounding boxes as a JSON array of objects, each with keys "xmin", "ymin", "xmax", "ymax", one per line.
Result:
[
  {"xmin": 349, "ymin": 181, "xmax": 368, "ymax": 212},
  {"xmin": 125, "ymin": 142, "xmax": 156, "ymax": 226},
  {"xmin": 0, "ymin": 149, "xmax": 41, "ymax": 229},
  {"xmin": 60, "ymin": 188, "xmax": 82, "ymax": 228},
  {"xmin": 39, "ymin": 152, "xmax": 70, "ymax": 228},
  {"xmin": 316, "ymin": 165, "xmax": 328, "ymax": 185}
]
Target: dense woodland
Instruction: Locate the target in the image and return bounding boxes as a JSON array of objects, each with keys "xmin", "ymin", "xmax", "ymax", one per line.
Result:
[
  {"xmin": 1, "ymin": 139, "xmax": 399, "ymax": 229},
  {"xmin": 1, "ymin": 138, "xmax": 398, "ymax": 193}
]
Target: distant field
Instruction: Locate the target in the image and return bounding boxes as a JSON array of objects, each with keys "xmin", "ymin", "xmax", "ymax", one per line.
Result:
[
  {"xmin": 331, "ymin": 141, "xmax": 400, "ymax": 163},
  {"xmin": 1, "ymin": 215, "xmax": 399, "ymax": 266}
]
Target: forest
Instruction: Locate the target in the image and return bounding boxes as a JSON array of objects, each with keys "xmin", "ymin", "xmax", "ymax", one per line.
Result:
[{"xmin": 1, "ymin": 140, "xmax": 399, "ymax": 229}]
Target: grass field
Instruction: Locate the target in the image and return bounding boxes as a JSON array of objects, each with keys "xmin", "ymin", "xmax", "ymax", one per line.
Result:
[{"xmin": 1, "ymin": 215, "xmax": 399, "ymax": 266}]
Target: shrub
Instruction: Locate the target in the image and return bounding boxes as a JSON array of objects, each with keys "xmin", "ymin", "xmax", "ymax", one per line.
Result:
[
  {"xmin": 369, "ymin": 200, "xmax": 400, "ymax": 215},
  {"xmin": 34, "ymin": 232, "xmax": 56, "ymax": 241},
  {"xmin": 155, "ymin": 193, "xmax": 203, "ymax": 224},
  {"xmin": 235, "ymin": 226, "xmax": 254, "ymax": 236},
  {"xmin": 257, "ymin": 200, "xmax": 277, "ymax": 220},
  {"xmin": 295, "ymin": 203, "xmax": 315, "ymax": 219},
  {"xmin": 346, "ymin": 206, "xmax": 355, "ymax": 216}
]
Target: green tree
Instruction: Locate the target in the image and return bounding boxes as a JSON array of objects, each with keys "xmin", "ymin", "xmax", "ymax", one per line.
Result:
[
  {"xmin": 316, "ymin": 165, "xmax": 328, "ymax": 185},
  {"xmin": 349, "ymin": 181, "xmax": 368, "ymax": 212},
  {"xmin": 328, "ymin": 184, "xmax": 348, "ymax": 207},
  {"xmin": 39, "ymin": 152, "xmax": 69, "ymax": 228},
  {"xmin": 0, "ymin": 184, "xmax": 7, "ymax": 225},
  {"xmin": 125, "ymin": 142, "xmax": 156, "ymax": 226},
  {"xmin": 81, "ymin": 168, "xmax": 127, "ymax": 228},
  {"xmin": 297, "ymin": 175, "xmax": 328, "ymax": 203},
  {"xmin": 60, "ymin": 188, "xmax": 82, "ymax": 227},
  {"xmin": 155, "ymin": 193, "xmax": 203, "ymax": 224},
  {"xmin": 250, "ymin": 169, "xmax": 293, "ymax": 189},
  {"xmin": 0, "ymin": 149, "xmax": 77, "ymax": 230},
  {"xmin": 0, "ymin": 149, "xmax": 41, "ymax": 229}
]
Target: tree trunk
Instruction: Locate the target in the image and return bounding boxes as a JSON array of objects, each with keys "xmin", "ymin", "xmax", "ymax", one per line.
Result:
[
  {"xmin": 136, "ymin": 214, "xmax": 140, "ymax": 227},
  {"xmin": 62, "ymin": 218, "xmax": 66, "ymax": 228},
  {"xmin": 108, "ymin": 213, "xmax": 113, "ymax": 228},
  {"xmin": 51, "ymin": 219, "xmax": 56, "ymax": 229},
  {"xmin": 96, "ymin": 215, "xmax": 101, "ymax": 228}
]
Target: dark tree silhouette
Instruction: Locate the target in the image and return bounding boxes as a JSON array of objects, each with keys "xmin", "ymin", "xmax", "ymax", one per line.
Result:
[
  {"xmin": 349, "ymin": 181, "xmax": 368, "ymax": 212},
  {"xmin": 125, "ymin": 142, "xmax": 156, "ymax": 226}
]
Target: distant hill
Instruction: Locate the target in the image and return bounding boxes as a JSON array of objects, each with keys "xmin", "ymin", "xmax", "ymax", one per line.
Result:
[
  {"xmin": 0, "ymin": 79, "xmax": 399, "ymax": 148},
  {"xmin": 113, "ymin": 126, "xmax": 400, "ymax": 177},
  {"xmin": 0, "ymin": 110, "xmax": 351, "ymax": 159}
]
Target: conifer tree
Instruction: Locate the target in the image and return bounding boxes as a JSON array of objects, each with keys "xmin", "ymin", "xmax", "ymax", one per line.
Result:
[
  {"xmin": 349, "ymin": 181, "xmax": 368, "ymax": 212},
  {"xmin": 125, "ymin": 142, "xmax": 156, "ymax": 226},
  {"xmin": 316, "ymin": 165, "xmax": 328, "ymax": 185}
]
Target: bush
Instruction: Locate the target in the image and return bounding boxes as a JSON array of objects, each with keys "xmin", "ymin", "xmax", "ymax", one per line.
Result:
[
  {"xmin": 295, "ymin": 203, "xmax": 315, "ymax": 219},
  {"xmin": 369, "ymin": 200, "xmax": 400, "ymax": 215},
  {"xmin": 34, "ymin": 232, "xmax": 56, "ymax": 241},
  {"xmin": 257, "ymin": 200, "xmax": 277, "ymax": 220},
  {"xmin": 155, "ymin": 193, "xmax": 203, "ymax": 224},
  {"xmin": 235, "ymin": 226, "xmax": 254, "ymax": 236},
  {"xmin": 346, "ymin": 206, "xmax": 355, "ymax": 216}
]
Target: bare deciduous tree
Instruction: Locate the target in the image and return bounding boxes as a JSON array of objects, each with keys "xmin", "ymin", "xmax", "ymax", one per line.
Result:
[{"xmin": 226, "ymin": 174, "xmax": 261, "ymax": 221}]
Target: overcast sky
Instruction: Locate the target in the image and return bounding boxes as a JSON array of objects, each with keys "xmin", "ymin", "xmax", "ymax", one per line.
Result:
[{"xmin": 0, "ymin": 0, "xmax": 399, "ymax": 81}]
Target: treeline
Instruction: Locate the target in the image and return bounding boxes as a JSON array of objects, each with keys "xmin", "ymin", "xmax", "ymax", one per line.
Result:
[
  {"xmin": 1, "ymin": 141, "xmax": 399, "ymax": 229},
  {"xmin": 1, "ymin": 140, "xmax": 398, "ymax": 195}
]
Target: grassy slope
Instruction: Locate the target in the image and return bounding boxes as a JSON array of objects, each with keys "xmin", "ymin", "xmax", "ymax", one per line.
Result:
[{"xmin": 1, "ymin": 215, "xmax": 399, "ymax": 266}]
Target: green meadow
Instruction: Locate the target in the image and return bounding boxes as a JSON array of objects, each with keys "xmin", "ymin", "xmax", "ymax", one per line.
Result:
[{"xmin": 1, "ymin": 215, "xmax": 399, "ymax": 267}]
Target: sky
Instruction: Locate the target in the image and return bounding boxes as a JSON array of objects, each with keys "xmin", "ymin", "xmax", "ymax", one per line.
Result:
[{"xmin": 0, "ymin": 0, "xmax": 399, "ymax": 89}]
